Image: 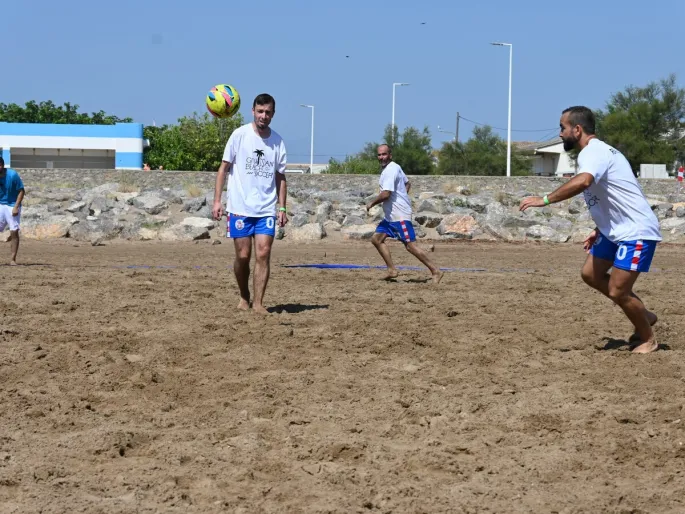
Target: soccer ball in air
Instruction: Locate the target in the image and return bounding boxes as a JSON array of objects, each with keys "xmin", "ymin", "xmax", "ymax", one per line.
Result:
[{"xmin": 206, "ymin": 84, "xmax": 241, "ymax": 118}]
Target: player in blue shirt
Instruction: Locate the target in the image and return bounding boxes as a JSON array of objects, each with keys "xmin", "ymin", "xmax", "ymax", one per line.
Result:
[{"xmin": 0, "ymin": 157, "xmax": 25, "ymax": 265}]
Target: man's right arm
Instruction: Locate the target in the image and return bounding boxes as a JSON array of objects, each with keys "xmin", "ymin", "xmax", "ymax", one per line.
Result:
[{"xmin": 212, "ymin": 161, "xmax": 231, "ymax": 220}]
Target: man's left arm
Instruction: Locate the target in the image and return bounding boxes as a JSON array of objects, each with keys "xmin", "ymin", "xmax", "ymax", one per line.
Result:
[
  {"xmin": 519, "ymin": 173, "xmax": 593, "ymax": 211},
  {"xmin": 366, "ymin": 190, "xmax": 390, "ymax": 212},
  {"xmin": 276, "ymin": 172, "xmax": 288, "ymax": 227},
  {"xmin": 12, "ymin": 189, "xmax": 25, "ymax": 216}
]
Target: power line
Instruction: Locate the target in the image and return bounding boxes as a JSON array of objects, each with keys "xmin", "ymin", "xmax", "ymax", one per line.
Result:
[{"xmin": 458, "ymin": 115, "xmax": 557, "ymax": 133}]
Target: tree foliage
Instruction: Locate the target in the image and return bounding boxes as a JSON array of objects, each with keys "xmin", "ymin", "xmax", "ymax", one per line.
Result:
[
  {"xmin": 596, "ymin": 74, "xmax": 685, "ymax": 172},
  {"xmin": 143, "ymin": 113, "xmax": 244, "ymax": 171},
  {"xmin": 0, "ymin": 100, "xmax": 132, "ymax": 124},
  {"xmin": 326, "ymin": 124, "xmax": 434, "ymax": 175},
  {"xmin": 436, "ymin": 126, "xmax": 531, "ymax": 176}
]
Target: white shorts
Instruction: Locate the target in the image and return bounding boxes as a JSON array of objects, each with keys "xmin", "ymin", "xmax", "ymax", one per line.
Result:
[{"xmin": 0, "ymin": 205, "xmax": 21, "ymax": 232}]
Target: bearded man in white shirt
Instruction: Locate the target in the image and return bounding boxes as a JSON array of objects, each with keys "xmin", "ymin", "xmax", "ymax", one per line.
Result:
[{"xmin": 520, "ymin": 106, "xmax": 662, "ymax": 354}]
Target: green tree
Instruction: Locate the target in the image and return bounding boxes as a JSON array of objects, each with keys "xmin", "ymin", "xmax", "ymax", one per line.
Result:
[
  {"xmin": 325, "ymin": 124, "xmax": 434, "ymax": 175},
  {"xmin": 437, "ymin": 126, "xmax": 530, "ymax": 176},
  {"xmin": 143, "ymin": 112, "xmax": 243, "ymax": 171},
  {"xmin": 596, "ymin": 74, "xmax": 685, "ymax": 172},
  {"xmin": 0, "ymin": 100, "xmax": 132, "ymax": 124}
]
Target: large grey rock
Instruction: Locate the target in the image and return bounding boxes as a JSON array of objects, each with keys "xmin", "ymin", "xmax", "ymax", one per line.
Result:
[
  {"xmin": 525, "ymin": 225, "xmax": 570, "ymax": 243},
  {"xmin": 181, "ymin": 217, "xmax": 217, "ymax": 230},
  {"xmin": 182, "ymin": 196, "xmax": 206, "ymax": 212},
  {"xmin": 113, "ymin": 192, "xmax": 140, "ymax": 204},
  {"xmin": 342, "ymin": 215, "xmax": 365, "ymax": 227},
  {"xmin": 37, "ymin": 191, "xmax": 73, "ymax": 202},
  {"xmin": 289, "ymin": 223, "xmax": 326, "ymax": 241},
  {"xmin": 464, "ymin": 193, "xmax": 494, "ymax": 213},
  {"xmin": 290, "ymin": 213, "xmax": 310, "ymax": 228},
  {"xmin": 338, "ymin": 202, "xmax": 366, "ymax": 218},
  {"xmin": 548, "ymin": 217, "xmax": 574, "ymax": 234},
  {"xmin": 568, "ymin": 198, "xmax": 585, "ymax": 214},
  {"xmin": 660, "ymin": 217, "xmax": 685, "ymax": 232},
  {"xmin": 331, "ymin": 211, "xmax": 346, "ymax": 225},
  {"xmin": 416, "ymin": 199, "xmax": 441, "ymax": 213},
  {"xmin": 132, "ymin": 195, "xmax": 168, "ymax": 215},
  {"xmin": 84, "ymin": 183, "xmax": 120, "ymax": 199},
  {"xmin": 195, "ymin": 205, "xmax": 213, "ymax": 220},
  {"xmin": 21, "ymin": 215, "xmax": 79, "ymax": 240},
  {"xmin": 418, "ymin": 192, "xmax": 446, "ymax": 200},
  {"xmin": 414, "ymin": 212, "xmax": 443, "ymax": 228},
  {"xmin": 316, "ymin": 201, "xmax": 332, "ymax": 223},
  {"xmin": 159, "ymin": 224, "xmax": 210, "ymax": 241},
  {"xmin": 300, "ymin": 201, "xmax": 318, "ymax": 216},
  {"xmin": 324, "ymin": 220, "xmax": 342, "ymax": 232},
  {"xmin": 677, "ymin": 206, "xmax": 685, "ymax": 218},
  {"xmin": 156, "ymin": 188, "xmax": 185, "ymax": 205},
  {"xmin": 20, "ymin": 205, "xmax": 51, "ymax": 221},
  {"xmin": 436, "ymin": 214, "xmax": 479, "ymax": 239},
  {"xmin": 341, "ymin": 224, "xmax": 377, "ymax": 240},
  {"xmin": 66, "ymin": 201, "xmax": 87, "ymax": 213},
  {"xmin": 68, "ymin": 216, "xmax": 124, "ymax": 242},
  {"xmin": 571, "ymin": 226, "xmax": 597, "ymax": 243},
  {"xmin": 88, "ymin": 196, "xmax": 115, "ymax": 216}
]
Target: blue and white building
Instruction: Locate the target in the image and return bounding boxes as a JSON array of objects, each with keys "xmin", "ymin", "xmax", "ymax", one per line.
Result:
[{"xmin": 0, "ymin": 122, "xmax": 145, "ymax": 170}]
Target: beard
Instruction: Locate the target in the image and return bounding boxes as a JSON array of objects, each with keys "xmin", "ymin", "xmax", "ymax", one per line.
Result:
[{"xmin": 562, "ymin": 135, "xmax": 578, "ymax": 152}]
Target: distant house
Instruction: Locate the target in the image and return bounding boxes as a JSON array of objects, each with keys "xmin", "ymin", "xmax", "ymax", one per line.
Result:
[
  {"xmin": 0, "ymin": 122, "xmax": 145, "ymax": 170},
  {"xmin": 517, "ymin": 138, "xmax": 576, "ymax": 177}
]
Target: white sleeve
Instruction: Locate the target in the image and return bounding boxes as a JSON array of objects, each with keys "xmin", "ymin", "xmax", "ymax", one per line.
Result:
[
  {"xmin": 222, "ymin": 131, "xmax": 239, "ymax": 164},
  {"xmin": 379, "ymin": 167, "xmax": 397, "ymax": 192},
  {"xmin": 578, "ymin": 145, "xmax": 609, "ymax": 183},
  {"xmin": 277, "ymin": 139, "xmax": 287, "ymax": 174}
]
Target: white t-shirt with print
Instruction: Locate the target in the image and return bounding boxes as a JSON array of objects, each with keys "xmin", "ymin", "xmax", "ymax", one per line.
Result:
[
  {"xmin": 379, "ymin": 162, "xmax": 412, "ymax": 222},
  {"xmin": 222, "ymin": 123, "xmax": 287, "ymax": 217},
  {"xmin": 577, "ymin": 138, "xmax": 661, "ymax": 243}
]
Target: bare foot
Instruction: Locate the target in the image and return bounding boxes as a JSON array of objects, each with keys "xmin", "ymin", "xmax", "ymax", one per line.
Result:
[
  {"xmin": 237, "ymin": 299, "xmax": 250, "ymax": 311},
  {"xmin": 631, "ymin": 338, "xmax": 659, "ymax": 354},
  {"xmin": 432, "ymin": 270, "xmax": 444, "ymax": 285},
  {"xmin": 384, "ymin": 269, "xmax": 399, "ymax": 280},
  {"xmin": 252, "ymin": 304, "xmax": 270, "ymax": 315},
  {"xmin": 9, "ymin": 261, "xmax": 17, "ymax": 266},
  {"xmin": 629, "ymin": 311, "xmax": 658, "ymax": 342}
]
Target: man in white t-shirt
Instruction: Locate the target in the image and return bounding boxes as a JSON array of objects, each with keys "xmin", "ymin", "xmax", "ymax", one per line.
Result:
[
  {"xmin": 366, "ymin": 144, "xmax": 443, "ymax": 283},
  {"xmin": 520, "ymin": 106, "xmax": 662, "ymax": 354},
  {"xmin": 212, "ymin": 93, "xmax": 288, "ymax": 314}
]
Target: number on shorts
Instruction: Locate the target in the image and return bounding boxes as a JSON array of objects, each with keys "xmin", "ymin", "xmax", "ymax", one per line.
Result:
[
  {"xmin": 616, "ymin": 244, "xmax": 628, "ymax": 261},
  {"xmin": 266, "ymin": 217, "xmax": 274, "ymax": 229}
]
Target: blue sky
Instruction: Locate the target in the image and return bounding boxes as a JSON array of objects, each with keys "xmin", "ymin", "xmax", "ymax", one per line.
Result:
[{"xmin": 4, "ymin": 0, "xmax": 684, "ymax": 164}]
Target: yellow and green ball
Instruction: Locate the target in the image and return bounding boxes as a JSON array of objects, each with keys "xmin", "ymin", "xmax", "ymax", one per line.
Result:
[{"xmin": 206, "ymin": 84, "xmax": 240, "ymax": 118}]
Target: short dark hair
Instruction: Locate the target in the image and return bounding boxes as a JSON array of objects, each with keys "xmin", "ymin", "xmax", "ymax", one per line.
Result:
[
  {"xmin": 378, "ymin": 144, "xmax": 392, "ymax": 153},
  {"xmin": 562, "ymin": 106, "xmax": 596, "ymax": 135},
  {"xmin": 0, "ymin": 156, "xmax": 4, "ymax": 166},
  {"xmin": 253, "ymin": 93, "xmax": 276, "ymax": 110}
]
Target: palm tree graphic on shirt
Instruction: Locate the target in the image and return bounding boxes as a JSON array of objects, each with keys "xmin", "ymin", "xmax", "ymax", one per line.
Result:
[{"xmin": 254, "ymin": 149, "xmax": 265, "ymax": 165}]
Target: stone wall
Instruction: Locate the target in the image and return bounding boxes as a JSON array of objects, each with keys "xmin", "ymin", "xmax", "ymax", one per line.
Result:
[{"xmin": 11, "ymin": 169, "xmax": 685, "ymax": 244}]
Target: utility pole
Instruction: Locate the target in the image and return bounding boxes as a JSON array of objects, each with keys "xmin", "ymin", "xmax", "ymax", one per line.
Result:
[{"xmin": 456, "ymin": 112, "xmax": 460, "ymax": 142}]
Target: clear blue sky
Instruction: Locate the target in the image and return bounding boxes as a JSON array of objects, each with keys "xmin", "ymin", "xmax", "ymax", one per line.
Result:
[{"xmin": 4, "ymin": 0, "xmax": 684, "ymax": 164}]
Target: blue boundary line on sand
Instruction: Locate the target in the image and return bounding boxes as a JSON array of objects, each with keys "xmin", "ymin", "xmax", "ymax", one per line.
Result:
[{"xmin": 108, "ymin": 264, "xmax": 672, "ymax": 273}]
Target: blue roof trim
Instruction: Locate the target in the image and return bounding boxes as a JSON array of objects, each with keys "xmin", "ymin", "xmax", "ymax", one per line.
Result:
[{"xmin": 0, "ymin": 122, "xmax": 143, "ymax": 138}]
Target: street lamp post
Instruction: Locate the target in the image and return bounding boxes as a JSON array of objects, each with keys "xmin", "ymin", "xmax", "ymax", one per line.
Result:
[
  {"xmin": 491, "ymin": 42, "xmax": 513, "ymax": 177},
  {"xmin": 300, "ymin": 104, "xmax": 314, "ymax": 173},
  {"xmin": 392, "ymin": 82, "xmax": 410, "ymax": 143}
]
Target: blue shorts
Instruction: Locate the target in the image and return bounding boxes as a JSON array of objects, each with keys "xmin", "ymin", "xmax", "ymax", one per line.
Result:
[
  {"xmin": 227, "ymin": 213, "xmax": 276, "ymax": 238},
  {"xmin": 590, "ymin": 232, "xmax": 658, "ymax": 272},
  {"xmin": 375, "ymin": 219, "xmax": 416, "ymax": 243}
]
